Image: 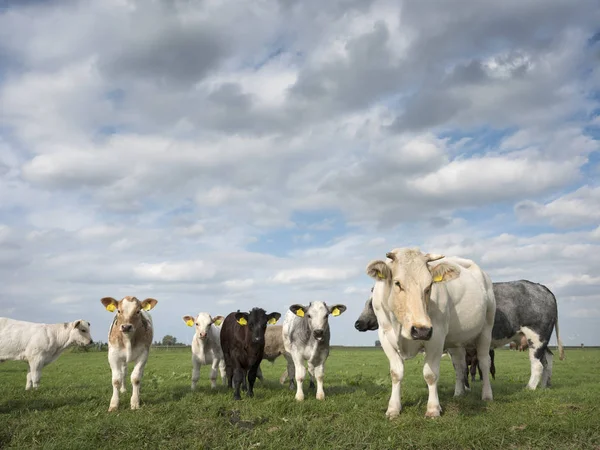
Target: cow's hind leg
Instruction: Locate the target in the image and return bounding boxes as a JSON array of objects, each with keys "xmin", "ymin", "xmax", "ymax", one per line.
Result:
[
  {"xmin": 476, "ymin": 336, "xmax": 493, "ymax": 401},
  {"xmin": 448, "ymin": 347, "xmax": 468, "ymax": 396},
  {"xmin": 284, "ymin": 352, "xmax": 295, "ymax": 390},
  {"xmin": 25, "ymin": 366, "xmax": 32, "ymax": 390},
  {"xmin": 541, "ymin": 349, "xmax": 553, "ymax": 388},
  {"xmin": 522, "ymin": 327, "xmax": 546, "ymax": 390},
  {"xmin": 218, "ymin": 359, "xmax": 227, "ymax": 386},
  {"xmin": 209, "ymin": 359, "xmax": 220, "ymax": 389}
]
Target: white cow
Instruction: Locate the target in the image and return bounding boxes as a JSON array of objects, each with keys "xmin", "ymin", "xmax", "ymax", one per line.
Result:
[
  {"xmin": 101, "ymin": 296, "xmax": 158, "ymax": 412},
  {"xmin": 282, "ymin": 301, "xmax": 346, "ymax": 401},
  {"xmin": 182, "ymin": 312, "xmax": 226, "ymax": 390},
  {"xmin": 0, "ymin": 317, "xmax": 93, "ymax": 390},
  {"xmin": 366, "ymin": 248, "xmax": 495, "ymax": 418}
]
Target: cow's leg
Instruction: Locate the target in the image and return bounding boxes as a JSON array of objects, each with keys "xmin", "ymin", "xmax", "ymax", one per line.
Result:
[
  {"xmin": 476, "ymin": 360, "xmax": 483, "ymax": 381},
  {"xmin": 120, "ymin": 361, "xmax": 127, "ymax": 393},
  {"xmin": 256, "ymin": 365, "xmax": 264, "ymax": 383},
  {"xmin": 423, "ymin": 344, "xmax": 443, "ymax": 418},
  {"xmin": 489, "ymin": 349, "xmax": 496, "ymax": 380},
  {"xmin": 28, "ymin": 359, "xmax": 44, "ymax": 390},
  {"xmin": 218, "ymin": 359, "xmax": 227, "ymax": 386},
  {"xmin": 25, "ymin": 366, "xmax": 32, "ymax": 390},
  {"xmin": 313, "ymin": 362, "xmax": 326, "ymax": 400},
  {"xmin": 280, "ymin": 368, "xmax": 288, "ymax": 385},
  {"xmin": 284, "ymin": 352, "xmax": 296, "ymax": 390},
  {"xmin": 448, "ymin": 347, "xmax": 467, "ymax": 396},
  {"xmin": 522, "ymin": 328, "xmax": 546, "ymax": 390},
  {"xmin": 130, "ymin": 352, "xmax": 148, "ymax": 410},
  {"xmin": 225, "ymin": 363, "xmax": 233, "ymax": 388},
  {"xmin": 542, "ymin": 349, "xmax": 553, "ymax": 388},
  {"xmin": 475, "ymin": 336, "xmax": 493, "ymax": 401},
  {"xmin": 291, "ymin": 351, "xmax": 306, "ymax": 401},
  {"xmin": 191, "ymin": 356, "xmax": 201, "ymax": 390},
  {"xmin": 247, "ymin": 364, "xmax": 259, "ymax": 398},
  {"xmin": 209, "ymin": 358, "xmax": 219, "ymax": 389},
  {"xmin": 232, "ymin": 366, "xmax": 244, "ymax": 400},
  {"xmin": 108, "ymin": 351, "xmax": 124, "ymax": 412},
  {"xmin": 379, "ymin": 329, "xmax": 403, "ymax": 418}
]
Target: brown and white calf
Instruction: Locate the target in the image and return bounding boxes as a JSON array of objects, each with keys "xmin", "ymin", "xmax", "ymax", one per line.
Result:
[
  {"xmin": 0, "ymin": 317, "xmax": 93, "ymax": 390},
  {"xmin": 182, "ymin": 312, "xmax": 226, "ymax": 390},
  {"xmin": 101, "ymin": 296, "xmax": 158, "ymax": 411}
]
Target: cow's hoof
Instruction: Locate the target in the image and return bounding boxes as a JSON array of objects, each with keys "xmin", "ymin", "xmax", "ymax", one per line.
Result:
[
  {"xmin": 247, "ymin": 391, "xmax": 254, "ymax": 398},
  {"xmin": 425, "ymin": 408, "xmax": 441, "ymax": 418},
  {"xmin": 482, "ymin": 394, "xmax": 493, "ymax": 401},
  {"xmin": 295, "ymin": 394, "xmax": 305, "ymax": 402},
  {"xmin": 131, "ymin": 403, "xmax": 140, "ymax": 410},
  {"xmin": 108, "ymin": 406, "xmax": 118, "ymax": 412},
  {"xmin": 385, "ymin": 408, "xmax": 400, "ymax": 419},
  {"xmin": 316, "ymin": 392, "xmax": 325, "ymax": 401}
]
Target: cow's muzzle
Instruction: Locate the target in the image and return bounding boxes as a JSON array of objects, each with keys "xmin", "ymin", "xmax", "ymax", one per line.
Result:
[
  {"xmin": 313, "ymin": 329, "xmax": 324, "ymax": 341},
  {"xmin": 410, "ymin": 326, "xmax": 433, "ymax": 340},
  {"xmin": 121, "ymin": 324, "xmax": 133, "ymax": 333},
  {"xmin": 355, "ymin": 320, "xmax": 378, "ymax": 332}
]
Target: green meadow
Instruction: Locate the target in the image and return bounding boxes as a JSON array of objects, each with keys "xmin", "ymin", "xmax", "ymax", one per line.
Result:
[{"xmin": 1, "ymin": 347, "xmax": 598, "ymax": 449}]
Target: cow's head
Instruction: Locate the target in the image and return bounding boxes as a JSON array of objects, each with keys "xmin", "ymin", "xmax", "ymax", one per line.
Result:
[
  {"xmin": 289, "ymin": 301, "xmax": 347, "ymax": 342},
  {"xmin": 366, "ymin": 248, "xmax": 459, "ymax": 341},
  {"xmin": 183, "ymin": 312, "xmax": 224, "ymax": 340},
  {"xmin": 101, "ymin": 296, "xmax": 158, "ymax": 336},
  {"xmin": 235, "ymin": 308, "xmax": 281, "ymax": 344},
  {"xmin": 69, "ymin": 320, "xmax": 93, "ymax": 346},
  {"xmin": 354, "ymin": 289, "xmax": 378, "ymax": 332}
]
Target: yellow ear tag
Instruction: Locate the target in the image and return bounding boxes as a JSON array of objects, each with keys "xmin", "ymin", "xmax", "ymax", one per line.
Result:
[
  {"xmin": 237, "ymin": 317, "xmax": 247, "ymax": 326},
  {"xmin": 186, "ymin": 319, "xmax": 194, "ymax": 327},
  {"xmin": 143, "ymin": 303, "xmax": 152, "ymax": 311},
  {"xmin": 106, "ymin": 304, "xmax": 116, "ymax": 312},
  {"xmin": 377, "ymin": 271, "xmax": 385, "ymax": 279},
  {"xmin": 331, "ymin": 307, "xmax": 340, "ymax": 316},
  {"xmin": 433, "ymin": 274, "xmax": 443, "ymax": 283},
  {"xmin": 214, "ymin": 319, "xmax": 222, "ymax": 326},
  {"xmin": 296, "ymin": 309, "xmax": 304, "ymax": 318},
  {"xmin": 267, "ymin": 317, "xmax": 277, "ymax": 325}
]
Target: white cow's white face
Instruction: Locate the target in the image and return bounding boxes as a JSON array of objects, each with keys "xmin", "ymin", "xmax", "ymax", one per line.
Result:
[
  {"xmin": 70, "ymin": 320, "xmax": 93, "ymax": 346},
  {"xmin": 182, "ymin": 312, "xmax": 223, "ymax": 340},
  {"xmin": 366, "ymin": 248, "xmax": 458, "ymax": 341},
  {"xmin": 289, "ymin": 301, "xmax": 346, "ymax": 342}
]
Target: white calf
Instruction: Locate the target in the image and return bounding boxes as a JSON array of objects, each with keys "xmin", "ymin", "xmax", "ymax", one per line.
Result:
[
  {"xmin": 0, "ymin": 317, "xmax": 93, "ymax": 390},
  {"xmin": 282, "ymin": 301, "xmax": 346, "ymax": 401},
  {"xmin": 182, "ymin": 313, "xmax": 226, "ymax": 389}
]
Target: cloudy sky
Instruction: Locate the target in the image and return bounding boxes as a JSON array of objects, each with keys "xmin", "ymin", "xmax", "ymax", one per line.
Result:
[{"xmin": 0, "ymin": 0, "xmax": 599, "ymax": 347}]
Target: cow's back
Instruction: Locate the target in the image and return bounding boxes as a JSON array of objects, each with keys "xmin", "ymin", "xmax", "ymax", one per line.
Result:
[
  {"xmin": 0, "ymin": 318, "xmax": 41, "ymax": 360},
  {"xmin": 492, "ymin": 280, "xmax": 557, "ymax": 342}
]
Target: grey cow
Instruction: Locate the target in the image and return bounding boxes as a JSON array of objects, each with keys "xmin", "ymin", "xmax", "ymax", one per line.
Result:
[{"xmin": 355, "ymin": 279, "xmax": 565, "ymax": 390}]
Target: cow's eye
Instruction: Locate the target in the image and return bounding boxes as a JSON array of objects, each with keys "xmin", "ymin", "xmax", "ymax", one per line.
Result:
[
  {"xmin": 306, "ymin": 314, "xmax": 311, "ymax": 319},
  {"xmin": 394, "ymin": 281, "xmax": 401, "ymax": 288}
]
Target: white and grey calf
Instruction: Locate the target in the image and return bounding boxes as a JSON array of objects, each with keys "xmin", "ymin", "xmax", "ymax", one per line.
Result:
[
  {"xmin": 0, "ymin": 318, "xmax": 93, "ymax": 390},
  {"xmin": 367, "ymin": 249, "xmax": 496, "ymax": 418},
  {"xmin": 282, "ymin": 301, "xmax": 346, "ymax": 401},
  {"xmin": 183, "ymin": 313, "xmax": 226, "ymax": 389},
  {"xmin": 491, "ymin": 280, "xmax": 565, "ymax": 389}
]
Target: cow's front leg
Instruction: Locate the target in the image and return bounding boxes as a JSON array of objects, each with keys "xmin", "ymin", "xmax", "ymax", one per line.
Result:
[
  {"xmin": 108, "ymin": 353, "xmax": 124, "ymax": 412},
  {"xmin": 28, "ymin": 359, "xmax": 44, "ymax": 390},
  {"xmin": 191, "ymin": 356, "xmax": 201, "ymax": 390},
  {"xmin": 423, "ymin": 345, "xmax": 443, "ymax": 418},
  {"xmin": 209, "ymin": 358, "xmax": 220, "ymax": 389},
  {"xmin": 379, "ymin": 329, "xmax": 403, "ymax": 418},
  {"xmin": 247, "ymin": 364, "xmax": 259, "ymax": 398},
  {"xmin": 313, "ymin": 362, "xmax": 326, "ymax": 400},
  {"xmin": 120, "ymin": 361, "xmax": 127, "ymax": 393},
  {"xmin": 25, "ymin": 366, "xmax": 32, "ymax": 390},
  {"xmin": 291, "ymin": 351, "xmax": 306, "ymax": 401},
  {"xmin": 448, "ymin": 347, "xmax": 468, "ymax": 396},
  {"xmin": 232, "ymin": 367, "xmax": 244, "ymax": 400},
  {"xmin": 218, "ymin": 359, "xmax": 227, "ymax": 386},
  {"xmin": 130, "ymin": 352, "xmax": 148, "ymax": 410}
]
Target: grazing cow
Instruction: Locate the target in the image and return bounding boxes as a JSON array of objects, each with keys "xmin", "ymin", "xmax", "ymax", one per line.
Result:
[
  {"xmin": 464, "ymin": 348, "xmax": 496, "ymax": 389},
  {"xmin": 282, "ymin": 301, "xmax": 347, "ymax": 401},
  {"xmin": 356, "ymin": 278, "xmax": 565, "ymax": 390},
  {"xmin": 366, "ymin": 249, "xmax": 495, "ymax": 418},
  {"xmin": 0, "ymin": 318, "xmax": 93, "ymax": 390},
  {"xmin": 491, "ymin": 280, "xmax": 564, "ymax": 389},
  {"xmin": 182, "ymin": 313, "xmax": 226, "ymax": 390},
  {"xmin": 262, "ymin": 325, "xmax": 299, "ymax": 387},
  {"xmin": 220, "ymin": 308, "xmax": 281, "ymax": 400},
  {"xmin": 101, "ymin": 296, "xmax": 158, "ymax": 411}
]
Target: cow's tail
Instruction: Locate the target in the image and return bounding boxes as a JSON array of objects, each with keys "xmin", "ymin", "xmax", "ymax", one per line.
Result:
[{"xmin": 555, "ymin": 318, "xmax": 565, "ymax": 360}]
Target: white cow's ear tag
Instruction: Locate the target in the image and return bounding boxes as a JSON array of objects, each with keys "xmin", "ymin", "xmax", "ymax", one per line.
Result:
[
  {"xmin": 267, "ymin": 317, "xmax": 278, "ymax": 325},
  {"xmin": 433, "ymin": 274, "xmax": 443, "ymax": 283},
  {"xmin": 143, "ymin": 303, "xmax": 153, "ymax": 311},
  {"xmin": 214, "ymin": 319, "xmax": 222, "ymax": 326},
  {"xmin": 296, "ymin": 309, "xmax": 305, "ymax": 318},
  {"xmin": 106, "ymin": 304, "xmax": 116, "ymax": 313},
  {"xmin": 377, "ymin": 271, "xmax": 385, "ymax": 279},
  {"xmin": 237, "ymin": 317, "xmax": 248, "ymax": 326},
  {"xmin": 186, "ymin": 319, "xmax": 194, "ymax": 327},
  {"xmin": 331, "ymin": 307, "xmax": 341, "ymax": 316}
]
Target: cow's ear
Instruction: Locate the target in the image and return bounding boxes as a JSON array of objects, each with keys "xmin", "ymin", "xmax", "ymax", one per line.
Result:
[
  {"xmin": 424, "ymin": 253, "xmax": 444, "ymax": 262},
  {"xmin": 183, "ymin": 315, "xmax": 195, "ymax": 327},
  {"xmin": 235, "ymin": 312, "xmax": 249, "ymax": 326},
  {"xmin": 73, "ymin": 320, "xmax": 82, "ymax": 330},
  {"xmin": 141, "ymin": 298, "xmax": 158, "ymax": 311},
  {"xmin": 366, "ymin": 260, "xmax": 391, "ymax": 281},
  {"xmin": 429, "ymin": 263, "xmax": 460, "ymax": 283},
  {"xmin": 328, "ymin": 304, "xmax": 347, "ymax": 317},
  {"xmin": 289, "ymin": 305, "xmax": 306, "ymax": 318},
  {"xmin": 267, "ymin": 312, "xmax": 281, "ymax": 325},
  {"xmin": 101, "ymin": 297, "xmax": 118, "ymax": 313},
  {"xmin": 212, "ymin": 315, "xmax": 224, "ymax": 326}
]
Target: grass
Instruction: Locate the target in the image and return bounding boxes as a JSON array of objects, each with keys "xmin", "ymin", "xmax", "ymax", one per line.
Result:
[{"xmin": 1, "ymin": 347, "xmax": 599, "ymax": 450}]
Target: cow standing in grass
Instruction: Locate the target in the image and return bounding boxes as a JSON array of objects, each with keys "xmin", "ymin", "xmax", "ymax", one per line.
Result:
[
  {"xmin": 0, "ymin": 318, "xmax": 93, "ymax": 390},
  {"xmin": 366, "ymin": 249, "xmax": 496, "ymax": 418},
  {"xmin": 282, "ymin": 301, "xmax": 346, "ymax": 401},
  {"xmin": 101, "ymin": 296, "xmax": 158, "ymax": 412},
  {"xmin": 220, "ymin": 308, "xmax": 281, "ymax": 400},
  {"xmin": 182, "ymin": 312, "xmax": 226, "ymax": 390}
]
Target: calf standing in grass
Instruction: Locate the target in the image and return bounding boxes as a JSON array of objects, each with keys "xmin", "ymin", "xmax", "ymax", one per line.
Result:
[
  {"xmin": 0, "ymin": 318, "xmax": 93, "ymax": 390},
  {"xmin": 101, "ymin": 296, "xmax": 158, "ymax": 411},
  {"xmin": 282, "ymin": 301, "xmax": 346, "ymax": 401},
  {"xmin": 182, "ymin": 312, "xmax": 226, "ymax": 390},
  {"xmin": 220, "ymin": 308, "xmax": 281, "ymax": 400}
]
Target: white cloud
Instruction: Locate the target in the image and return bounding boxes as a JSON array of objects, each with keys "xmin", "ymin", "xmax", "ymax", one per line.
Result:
[{"xmin": 272, "ymin": 268, "xmax": 359, "ymax": 284}]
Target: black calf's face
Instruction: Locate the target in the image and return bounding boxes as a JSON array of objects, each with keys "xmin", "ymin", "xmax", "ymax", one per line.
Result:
[
  {"xmin": 236, "ymin": 308, "xmax": 281, "ymax": 344},
  {"xmin": 355, "ymin": 294, "xmax": 379, "ymax": 332}
]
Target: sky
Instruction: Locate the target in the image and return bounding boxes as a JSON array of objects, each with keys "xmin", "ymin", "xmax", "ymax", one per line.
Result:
[{"xmin": 0, "ymin": 0, "xmax": 599, "ymax": 347}]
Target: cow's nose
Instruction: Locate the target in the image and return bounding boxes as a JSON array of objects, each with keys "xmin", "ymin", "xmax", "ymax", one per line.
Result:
[
  {"xmin": 354, "ymin": 320, "xmax": 364, "ymax": 331},
  {"xmin": 313, "ymin": 329, "xmax": 324, "ymax": 340},
  {"xmin": 253, "ymin": 336, "xmax": 263, "ymax": 343},
  {"xmin": 410, "ymin": 326, "xmax": 433, "ymax": 340},
  {"xmin": 121, "ymin": 324, "xmax": 133, "ymax": 333}
]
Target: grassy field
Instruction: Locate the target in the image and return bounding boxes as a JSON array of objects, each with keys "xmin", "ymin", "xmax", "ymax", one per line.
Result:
[{"xmin": 1, "ymin": 347, "xmax": 599, "ymax": 450}]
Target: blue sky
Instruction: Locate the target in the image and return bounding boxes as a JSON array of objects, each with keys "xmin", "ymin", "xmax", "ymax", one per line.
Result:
[{"xmin": 0, "ymin": 0, "xmax": 599, "ymax": 347}]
